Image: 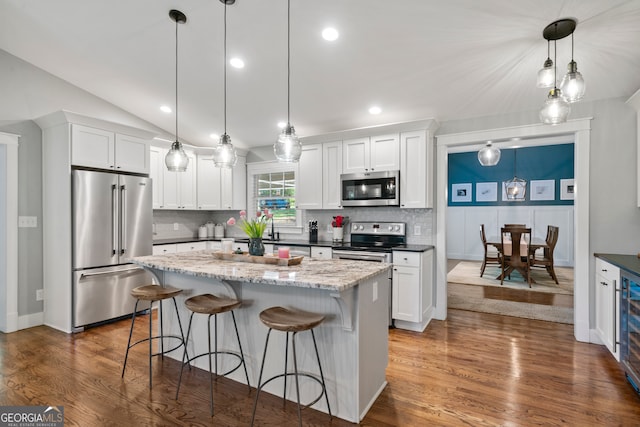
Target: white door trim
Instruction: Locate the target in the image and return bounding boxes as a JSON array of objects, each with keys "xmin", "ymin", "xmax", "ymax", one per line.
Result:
[
  {"xmin": 435, "ymin": 118, "xmax": 592, "ymax": 342},
  {"xmin": 0, "ymin": 131, "xmax": 19, "ymax": 333}
]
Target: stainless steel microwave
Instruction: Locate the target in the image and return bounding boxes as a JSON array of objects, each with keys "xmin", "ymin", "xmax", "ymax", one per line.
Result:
[{"xmin": 340, "ymin": 170, "xmax": 400, "ymax": 207}]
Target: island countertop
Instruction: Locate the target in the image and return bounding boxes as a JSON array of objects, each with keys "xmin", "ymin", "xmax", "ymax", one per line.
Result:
[{"xmin": 130, "ymin": 250, "xmax": 391, "ymax": 292}]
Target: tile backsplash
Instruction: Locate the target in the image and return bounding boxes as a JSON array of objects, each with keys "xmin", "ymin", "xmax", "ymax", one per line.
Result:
[{"xmin": 153, "ymin": 208, "xmax": 434, "ymax": 245}]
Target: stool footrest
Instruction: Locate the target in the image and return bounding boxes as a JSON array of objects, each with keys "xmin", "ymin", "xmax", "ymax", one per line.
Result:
[
  {"xmin": 183, "ymin": 350, "xmax": 246, "ymax": 378},
  {"xmin": 256, "ymin": 372, "xmax": 327, "ymax": 410},
  {"xmin": 127, "ymin": 335, "xmax": 185, "ymax": 358}
]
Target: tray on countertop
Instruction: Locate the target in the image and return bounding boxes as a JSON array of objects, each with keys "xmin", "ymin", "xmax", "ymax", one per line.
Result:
[{"xmin": 212, "ymin": 251, "xmax": 304, "ymax": 266}]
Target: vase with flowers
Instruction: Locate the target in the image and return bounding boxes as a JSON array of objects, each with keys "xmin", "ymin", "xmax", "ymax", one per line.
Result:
[
  {"xmin": 331, "ymin": 215, "xmax": 347, "ymax": 243},
  {"xmin": 227, "ymin": 209, "xmax": 272, "ymax": 256}
]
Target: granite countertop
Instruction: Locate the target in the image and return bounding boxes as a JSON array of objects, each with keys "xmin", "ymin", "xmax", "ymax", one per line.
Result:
[
  {"xmin": 130, "ymin": 250, "xmax": 392, "ymax": 292},
  {"xmin": 594, "ymin": 253, "xmax": 640, "ymax": 276}
]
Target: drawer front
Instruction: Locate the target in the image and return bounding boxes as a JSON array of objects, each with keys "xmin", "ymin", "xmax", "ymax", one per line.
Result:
[
  {"xmin": 392, "ymin": 251, "xmax": 421, "ymax": 267},
  {"xmin": 176, "ymin": 241, "xmax": 207, "ymax": 252},
  {"xmin": 596, "ymin": 258, "xmax": 620, "ymax": 283},
  {"xmin": 311, "ymin": 246, "xmax": 332, "ymax": 259},
  {"xmin": 153, "ymin": 244, "xmax": 177, "ymax": 255}
]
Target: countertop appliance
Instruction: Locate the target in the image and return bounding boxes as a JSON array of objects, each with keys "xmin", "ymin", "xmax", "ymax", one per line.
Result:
[
  {"xmin": 72, "ymin": 169, "xmax": 153, "ymax": 330},
  {"xmin": 621, "ymin": 270, "xmax": 640, "ymax": 395},
  {"xmin": 332, "ymin": 221, "xmax": 406, "ymax": 326},
  {"xmin": 340, "ymin": 170, "xmax": 400, "ymax": 207}
]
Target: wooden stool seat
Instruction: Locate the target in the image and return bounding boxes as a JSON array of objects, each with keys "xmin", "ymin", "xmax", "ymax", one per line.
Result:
[
  {"xmin": 131, "ymin": 284, "xmax": 182, "ymax": 301},
  {"xmin": 184, "ymin": 294, "xmax": 241, "ymax": 315},
  {"xmin": 259, "ymin": 307, "xmax": 325, "ymax": 332}
]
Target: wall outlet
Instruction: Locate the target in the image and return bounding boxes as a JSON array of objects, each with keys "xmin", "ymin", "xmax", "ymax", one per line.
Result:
[
  {"xmin": 414, "ymin": 225, "xmax": 421, "ymax": 235},
  {"xmin": 36, "ymin": 289, "xmax": 44, "ymax": 301},
  {"xmin": 173, "ymin": 222, "xmax": 180, "ymax": 231},
  {"xmin": 18, "ymin": 216, "xmax": 38, "ymax": 228}
]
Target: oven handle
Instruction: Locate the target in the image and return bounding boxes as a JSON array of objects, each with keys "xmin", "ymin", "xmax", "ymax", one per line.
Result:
[{"xmin": 333, "ymin": 252, "xmax": 389, "ymax": 262}]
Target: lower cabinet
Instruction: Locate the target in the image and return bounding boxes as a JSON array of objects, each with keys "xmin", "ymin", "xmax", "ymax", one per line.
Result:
[
  {"xmin": 595, "ymin": 257, "xmax": 620, "ymax": 361},
  {"xmin": 152, "ymin": 244, "xmax": 177, "ymax": 255},
  {"xmin": 311, "ymin": 246, "xmax": 332, "ymax": 259},
  {"xmin": 392, "ymin": 249, "xmax": 434, "ymax": 332}
]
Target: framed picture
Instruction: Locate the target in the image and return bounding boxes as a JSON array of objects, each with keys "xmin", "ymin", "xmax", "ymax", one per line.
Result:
[
  {"xmin": 476, "ymin": 182, "xmax": 497, "ymax": 202},
  {"xmin": 560, "ymin": 178, "xmax": 575, "ymax": 200},
  {"xmin": 530, "ymin": 179, "xmax": 555, "ymax": 201},
  {"xmin": 451, "ymin": 183, "xmax": 472, "ymax": 202}
]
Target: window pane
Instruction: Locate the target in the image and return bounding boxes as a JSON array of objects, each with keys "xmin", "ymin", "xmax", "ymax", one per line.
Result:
[{"xmin": 253, "ymin": 169, "xmax": 297, "ymax": 226}]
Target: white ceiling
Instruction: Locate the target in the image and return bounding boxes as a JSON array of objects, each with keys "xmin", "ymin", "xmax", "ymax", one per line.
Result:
[{"xmin": 1, "ymin": 0, "xmax": 640, "ymax": 149}]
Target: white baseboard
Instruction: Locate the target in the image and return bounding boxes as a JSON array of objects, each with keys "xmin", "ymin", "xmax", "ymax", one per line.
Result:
[{"xmin": 18, "ymin": 311, "xmax": 44, "ymax": 330}]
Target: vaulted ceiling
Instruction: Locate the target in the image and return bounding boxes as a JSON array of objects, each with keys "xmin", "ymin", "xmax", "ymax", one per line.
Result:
[{"xmin": 1, "ymin": 0, "xmax": 640, "ymax": 149}]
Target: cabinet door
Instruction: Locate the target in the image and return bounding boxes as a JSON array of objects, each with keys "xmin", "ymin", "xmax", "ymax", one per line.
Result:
[
  {"xmin": 196, "ymin": 155, "xmax": 222, "ymax": 210},
  {"xmin": 220, "ymin": 155, "xmax": 246, "ymax": 211},
  {"xmin": 115, "ymin": 134, "xmax": 150, "ymax": 174},
  {"xmin": 342, "ymin": 137, "xmax": 370, "ymax": 173},
  {"xmin": 71, "ymin": 124, "xmax": 115, "ymax": 170},
  {"xmin": 400, "ymin": 130, "xmax": 431, "ymax": 208},
  {"xmin": 595, "ymin": 258, "xmax": 620, "ymax": 360},
  {"xmin": 179, "ymin": 152, "xmax": 197, "ymax": 209},
  {"xmin": 370, "ymin": 134, "xmax": 399, "ymax": 172},
  {"xmin": 392, "ymin": 265, "xmax": 420, "ymax": 322},
  {"xmin": 296, "ymin": 144, "xmax": 323, "ymax": 209},
  {"xmin": 322, "ymin": 141, "xmax": 343, "ymax": 209},
  {"xmin": 150, "ymin": 146, "xmax": 165, "ymax": 209},
  {"xmin": 162, "ymin": 167, "xmax": 180, "ymax": 209}
]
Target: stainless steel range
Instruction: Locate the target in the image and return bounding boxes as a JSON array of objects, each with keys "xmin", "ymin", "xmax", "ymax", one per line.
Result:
[{"xmin": 332, "ymin": 221, "xmax": 406, "ymax": 326}]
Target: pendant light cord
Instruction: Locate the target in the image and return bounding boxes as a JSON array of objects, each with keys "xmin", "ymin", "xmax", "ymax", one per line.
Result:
[
  {"xmin": 287, "ymin": 0, "xmax": 291, "ymax": 126},
  {"xmin": 175, "ymin": 16, "xmax": 179, "ymax": 143},
  {"xmin": 553, "ymin": 39, "xmax": 557, "ymax": 90},
  {"xmin": 223, "ymin": 2, "xmax": 227, "ymax": 136}
]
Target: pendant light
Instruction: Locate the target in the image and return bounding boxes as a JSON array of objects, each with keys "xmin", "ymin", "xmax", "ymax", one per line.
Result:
[
  {"xmin": 504, "ymin": 149, "xmax": 526, "ymax": 201},
  {"xmin": 560, "ymin": 32, "xmax": 585, "ymax": 103},
  {"xmin": 165, "ymin": 9, "xmax": 189, "ymax": 172},
  {"xmin": 213, "ymin": 0, "xmax": 238, "ymax": 169},
  {"xmin": 539, "ymin": 38, "xmax": 570, "ymax": 125},
  {"xmin": 477, "ymin": 141, "xmax": 501, "ymax": 166},
  {"xmin": 536, "ymin": 40, "xmax": 554, "ymax": 88},
  {"xmin": 273, "ymin": 0, "xmax": 302, "ymax": 162}
]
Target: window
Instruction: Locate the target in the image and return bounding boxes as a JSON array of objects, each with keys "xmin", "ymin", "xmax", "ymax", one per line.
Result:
[{"xmin": 248, "ymin": 162, "xmax": 300, "ymax": 228}]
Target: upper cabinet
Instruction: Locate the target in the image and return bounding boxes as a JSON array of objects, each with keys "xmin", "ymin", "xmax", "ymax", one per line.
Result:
[
  {"xmin": 342, "ymin": 134, "xmax": 399, "ymax": 173},
  {"xmin": 149, "ymin": 146, "xmax": 165, "ymax": 209},
  {"xmin": 296, "ymin": 144, "xmax": 323, "ymax": 209},
  {"xmin": 322, "ymin": 141, "xmax": 343, "ymax": 209},
  {"xmin": 196, "ymin": 154, "xmax": 222, "ymax": 210},
  {"xmin": 626, "ymin": 89, "xmax": 640, "ymax": 207},
  {"xmin": 71, "ymin": 124, "xmax": 149, "ymax": 174},
  {"xmin": 221, "ymin": 155, "xmax": 247, "ymax": 211},
  {"xmin": 400, "ymin": 130, "xmax": 434, "ymax": 209},
  {"xmin": 162, "ymin": 150, "xmax": 197, "ymax": 210}
]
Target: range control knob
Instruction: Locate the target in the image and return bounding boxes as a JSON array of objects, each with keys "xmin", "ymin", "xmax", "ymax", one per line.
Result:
[
  {"xmin": 395, "ymin": 225, "xmax": 401, "ymax": 231},
  {"xmin": 388, "ymin": 226, "xmax": 393, "ymax": 231},
  {"xmin": 352, "ymin": 224, "xmax": 358, "ymax": 231}
]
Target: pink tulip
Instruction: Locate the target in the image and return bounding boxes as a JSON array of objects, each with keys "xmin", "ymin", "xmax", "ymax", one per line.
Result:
[
  {"xmin": 239, "ymin": 210, "xmax": 246, "ymax": 217},
  {"xmin": 227, "ymin": 218, "xmax": 236, "ymax": 226}
]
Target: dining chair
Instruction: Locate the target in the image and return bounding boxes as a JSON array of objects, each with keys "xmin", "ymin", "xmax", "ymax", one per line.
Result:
[
  {"xmin": 500, "ymin": 227, "xmax": 532, "ymax": 287},
  {"xmin": 504, "ymin": 223, "xmax": 526, "ymax": 228},
  {"xmin": 530, "ymin": 225, "xmax": 560, "ymax": 284},
  {"xmin": 479, "ymin": 224, "xmax": 500, "ymax": 277}
]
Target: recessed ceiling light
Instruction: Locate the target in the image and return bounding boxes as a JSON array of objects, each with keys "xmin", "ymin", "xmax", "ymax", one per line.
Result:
[
  {"xmin": 209, "ymin": 133, "xmax": 219, "ymax": 140},
  {"xmin": 322, "ymin": 27, "xmax": 339, "ymax": 41},
  {"xmin": 277, "ymin": 121, "xmax": 286, "ymax": 129},
  {"xmin": 230, "ymin": 57, "xmax": 244, "ymax": 68},
  {"xmin": 160, "ymin": 105, "xmax": 172, "ymax": 113},
  {"xmin": 369, "ymin": 106, "xmax": 382, "ymax": 115}
]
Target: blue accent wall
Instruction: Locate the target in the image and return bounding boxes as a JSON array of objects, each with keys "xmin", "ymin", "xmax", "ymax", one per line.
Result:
[{"xmin": 448, "ymin": 143, "xmax": 574, "ymax": 206}]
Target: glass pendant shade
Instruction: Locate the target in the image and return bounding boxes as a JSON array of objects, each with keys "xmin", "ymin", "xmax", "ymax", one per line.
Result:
[
  {"xmin": 540, "ymin": 88, "xmax": 571, "ymax": 125},
  {"xmin": 212, "ymin": 133, "xmax": 237, "ymax": 168},
  {"xmin": 536, "ymin": 58, "xmax": 555, "ymax": 88},
  {"xmin": 165, "ymin": 141, "xmax": 189, "ymax": 172},
  {"xmin": 504, "ymin": 177, "xmax": 527, "ymax": 201},
  {"xmin": 477, "ymin": 142, "xmax": 501, "ymax": 166},
  {"xmin": 560, "ymin": 60, "xmax": 585, "ymax": 103},
  {"xmin": 274, "ymin": 125, "xmax": 302, "ymax": 162}
]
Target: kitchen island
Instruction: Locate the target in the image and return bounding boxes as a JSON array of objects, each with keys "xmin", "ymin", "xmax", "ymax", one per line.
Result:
[{"xmin": 130, "ymin": 250, "xmax": 391, "ymax": 423}]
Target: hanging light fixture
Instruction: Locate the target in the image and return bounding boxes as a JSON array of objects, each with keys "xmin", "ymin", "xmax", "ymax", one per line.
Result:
[
  {"xmin": 213, "ymin": 0, "xmax": 238, "ymax": 169},
  {"xmin": 536, "ymin": 40, "xmax": 554, "ymax": 88},
  {"xmin": 504, "ymin": 149, "xmax": 526, "ymax": 201},
  {"xmin": 165, "ymin": 9, "xmax": 189, "ymax": 172},
  {"xmin": 538, "ymin": 18, "xmax": 582, "ymax": 125},
  {"xmin": 560, "ymin": 31, "xmax": 585, "ymax": 103},
  {"xmin": 477, "ymin": 141, "xmax": 501, "ymax": 166},
  {"xmin": 273, "ymin": 0, "xmax": 302, "ymax": 162}
]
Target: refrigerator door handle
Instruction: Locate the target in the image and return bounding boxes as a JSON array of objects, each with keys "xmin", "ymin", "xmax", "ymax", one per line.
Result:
[
  {"xmin": 120, "ymin": 184, "xmax": 127, "ymax": 255},
  {"xmin": 80, "ymin": 267, "xmax": 141, "ymax": 278},
  {"xmin": 112, "ymin": 184, "xmax": 118, "ymax": 255}
]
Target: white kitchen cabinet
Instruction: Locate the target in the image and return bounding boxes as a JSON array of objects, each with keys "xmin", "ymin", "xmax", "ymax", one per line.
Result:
[
  {"xmin": 626, "ymin": 90, "xmax": 640, "ymax": 206},
  {"xmin": 322, "ymin": 141, "xmax": 343, "ymax": 209},
  {"xmin": 400, "ymin": 130, "xmax": 433, "ymax": 209},
  {"xmin": 207, "ymin": 241, "xmax": 222, "ymax": 251},
  {"xmin": 296, "ymin": 144, "xmax": 323, "ymax": 209},
  {"xmin": 311, "ymin": 246, "xmax": 332, "ymax": 259},
  {"xmin": 150, "ymin": 146, "xmax": 165, "ymax": 209},
  {"xmin": 176, "ymin": 241, "xmax": 207, "ymax": 252},
  {"xmin": 392, "ymin": 249, "xmax": 434, "ymax": 332},
  {"xmin": 162, "ymin": 150, "xmax": 197, "ymax": 210},
  {"xmin": 153, "ymin": 244, "xmax": 177, "ymax": 255},
  {"xmin": 196, "ymin": 155, "xmax": 222, "ymax": 210},
  {"xmin": 71, "ymin": 124, "xmax": 149, "ymax": 174},
  {"xmin": 221, "ymin": 155, "xmax": 247, "ymax": 211},
  {"xmin": 595, "ymin": 257, "xmax": 620, "ymax": 361},
  {"xmin": 342, "ymin": 134, "xmax": 399, "ymax": 174}
]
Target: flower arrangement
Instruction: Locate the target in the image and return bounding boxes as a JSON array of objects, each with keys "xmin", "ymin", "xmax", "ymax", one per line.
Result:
[
  {"xmin": 227, "ymin": 209, "xmax": 272, "ymax": 238},
  {"xmin": 332, "ymin": 215, "xmax": 346, "ymax": 228}
]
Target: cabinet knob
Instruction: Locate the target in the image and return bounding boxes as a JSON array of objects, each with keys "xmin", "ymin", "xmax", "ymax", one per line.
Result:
[
  {"xmin": 601, "ymin": 281, "xmax": 608, "ymax": 286},
  {"xmin": 602, "ymin": 269, "xmax": 608, "ymax": 272}
]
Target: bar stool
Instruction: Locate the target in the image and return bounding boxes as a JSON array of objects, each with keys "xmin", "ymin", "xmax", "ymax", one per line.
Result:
[
  {"xmin": 175, "ymin": 293, "xmax": 250, "ymax": 416},
  {"xmin": 121, "ymin": 284, "xmax": 188, "ymax": 389},
  {"xmin": 251, "ymin": 306, "xmax": 331, "ymax": 427}
]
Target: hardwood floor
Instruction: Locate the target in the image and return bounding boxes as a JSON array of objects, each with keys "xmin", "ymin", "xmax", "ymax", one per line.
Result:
[{"xmin": 1, "ymin": 310, "xmax": 639, "ymax": 426}]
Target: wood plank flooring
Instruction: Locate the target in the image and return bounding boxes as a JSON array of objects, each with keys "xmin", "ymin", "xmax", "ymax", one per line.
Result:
[{"xmin": 1, "ymin": 310, "xmax": 639, "ymax": 426}]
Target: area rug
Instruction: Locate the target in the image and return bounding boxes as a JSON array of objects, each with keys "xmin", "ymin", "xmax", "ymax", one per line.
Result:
[{"xmin": 447, "ymin": 261, "xmax": 574, "ymax": 324}]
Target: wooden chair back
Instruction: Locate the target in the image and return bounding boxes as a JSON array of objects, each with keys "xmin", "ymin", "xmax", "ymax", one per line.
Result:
[
  {"xmin": 501, "ymin": 227, "xmax": 531, "ymax": 268},
  {"xmin": 504, "ymin": 223, "xmax": 526, "ymax": 228}
]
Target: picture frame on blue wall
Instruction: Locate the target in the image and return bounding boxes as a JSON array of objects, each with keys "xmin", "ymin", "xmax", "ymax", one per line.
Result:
[
  {"xmin": 451, "ymin": 183, "xmax": 472, "ymax": 202},
  {"xmin": 530, "ymin": 179, "xmax": 555, "ymax": 201},
  {"xmin": 476, "ymin": 182, "xmax": 497, "ymax": 202},
  {"xmin": 560, "ymin": 178, "xmax": 575, "ymax": 200}
]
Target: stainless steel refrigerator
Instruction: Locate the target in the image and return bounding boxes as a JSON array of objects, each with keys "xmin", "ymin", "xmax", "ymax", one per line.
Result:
[{"xmin": 72, "ymin": 169, "xmax": 153, "ymax": 330}]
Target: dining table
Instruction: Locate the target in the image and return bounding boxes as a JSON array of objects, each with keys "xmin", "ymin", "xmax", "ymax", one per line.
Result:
[{"xmin": 486, "ymin": 235, "xmax": 548, "ymax": 283}]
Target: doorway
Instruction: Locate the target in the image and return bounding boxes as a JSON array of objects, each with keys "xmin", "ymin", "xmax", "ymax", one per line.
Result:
[{"xmin": 435, "ymin": 119, "xmax": 592, "ymax": 342}]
